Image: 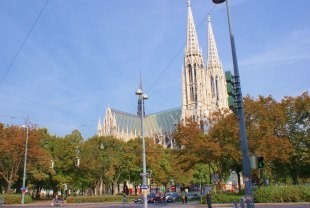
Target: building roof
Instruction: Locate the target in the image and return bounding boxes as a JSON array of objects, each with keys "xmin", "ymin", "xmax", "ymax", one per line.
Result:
[{"xmin": 110, "ymin": 107, "xmax": 181, "ymax": 137}]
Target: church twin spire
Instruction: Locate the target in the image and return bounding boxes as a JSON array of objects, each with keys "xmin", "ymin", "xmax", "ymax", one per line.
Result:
[
  {"xmin": 98, "ymin": 1, "xmax": 229, "ymax": 140},
  {"xmin": 182, "ymin": 0, "xmax": 228, "ymax": 124}
]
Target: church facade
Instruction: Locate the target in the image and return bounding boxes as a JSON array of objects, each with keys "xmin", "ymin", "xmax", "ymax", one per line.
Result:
[{"xmin": 97, "ymin": 0, "xmax": 229, "ymax": 148}]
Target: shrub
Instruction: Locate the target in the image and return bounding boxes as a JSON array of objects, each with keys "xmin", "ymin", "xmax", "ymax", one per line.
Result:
[
  {"xmin": 0, "ymin": 194, "xmax": 32, "ymax": 204},
  {"xmin": 199, "ymin": 185, "xmax": 310, "ymax": 204},
  {"xmin": 66, "ymin": 195, "xmax": 136, "ymax": 203},
  {"xmin": 200, "ymin": 192, "xmax": 242, "ymax": 204},
  {"xmin": 254, "ymin": 185, "xmax": 310, "ymax": 203}
]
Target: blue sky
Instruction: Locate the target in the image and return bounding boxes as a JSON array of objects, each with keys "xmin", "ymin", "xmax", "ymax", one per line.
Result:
[{"xmin": 0, "ymin": 0, "xmax": 309, "ymax": 139}]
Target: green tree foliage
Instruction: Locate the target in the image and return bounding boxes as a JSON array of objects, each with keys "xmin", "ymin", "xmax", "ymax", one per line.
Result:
[
  {"xmin": 45, "ymin": 130, "xmax": 84, "ymax": 195},
  {"xmin": 0, "ymin": 92, "xmax": 308, "ymax": 196},
  {"xmin": 80, "ymin": 135, "xmax": 129, "ymax": 195},
  {"xmin": 281, "ymin": 92, "xmax": 310, "ymax": 184}
]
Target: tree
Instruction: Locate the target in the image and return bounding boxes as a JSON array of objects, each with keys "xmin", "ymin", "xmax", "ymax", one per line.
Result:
[
  {"xmin": 0, "ymin": 124, "xmax": 25, "ymax": 193},
  {"xmin": 281, "ymin": 92, "xmax": 310, "ymax": 184},
  {"xmin": 207, "ymin": 109, "xmax": 242, "ymax": 190},
  {"xmin": 80, "ymin": 135, "xmax": 129, "ymax": 195},
  {"xmin": 0, "ymin": 124, "xmax": 51, "ymax": 194},
  {"xmin": 26, "ymin": 128, "xmax": 53, "ymax": 199},
  {"xmin": 243, "ymin": 95, "xmax": 293, "ymax": 184},
  {"xmin": 44, "ymin": 130, "xmax": 84, "ymax": 196},
  {"xmin": 172, "ymin": 119, "xmax": 224, "ymax": 191}
]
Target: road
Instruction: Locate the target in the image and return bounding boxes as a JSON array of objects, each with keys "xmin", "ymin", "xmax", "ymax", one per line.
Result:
[{"xmin": 3, "ymin": 201, "xmax": 310, "ymax": 208}]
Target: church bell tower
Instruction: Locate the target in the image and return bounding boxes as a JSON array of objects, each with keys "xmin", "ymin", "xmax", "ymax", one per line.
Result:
[{"xmin": 181, "ymin": 0, "xmax": 228, "ymax": 127}]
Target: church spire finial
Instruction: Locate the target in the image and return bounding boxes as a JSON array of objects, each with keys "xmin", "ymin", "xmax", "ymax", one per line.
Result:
[{"xmin": 187, "ymin": 0, "xmax": 191, "ymax": 7}]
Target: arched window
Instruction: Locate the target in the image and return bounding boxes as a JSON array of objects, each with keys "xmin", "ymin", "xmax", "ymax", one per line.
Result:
[
  {"xmin": 190, "ymin": 86, "xmax": 194, "ymax": 101},
  {"xmin": 215, "ymin": 75, "xmax": 219, "ymax": 100},
  {"xmin": 211, "ymin": 76, "xmax": 215, "ymax": 98}
]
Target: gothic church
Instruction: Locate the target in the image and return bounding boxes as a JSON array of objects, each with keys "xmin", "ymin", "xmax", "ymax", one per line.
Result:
[{"xmin": 97, "ymin": 0, "xmax": 229, "ymax": 148}]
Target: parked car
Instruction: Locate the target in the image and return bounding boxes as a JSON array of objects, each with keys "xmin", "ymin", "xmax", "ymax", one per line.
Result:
[
  {"xmin": 186, "ymin": 192, "xmax": 200, "ymax": 201},
  {"xmin": 148, "ymin": 193, "xmax": 165, "ymax": 203},
  {"xmin": 133, "ymin": 195, "xmax": 144, "ymax": 203},
  {"xmin": 165, "ymin": 192, "xmax": 180, "ymax": 202},
  {"xmin": 134, "ymin": 193, "xmax": 164, "ymax": 203}
]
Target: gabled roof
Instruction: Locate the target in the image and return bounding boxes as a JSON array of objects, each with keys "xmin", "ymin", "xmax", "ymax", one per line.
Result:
[{"xmin": 110, "ymin": 107, "xmax": 181, "ymax": 136}]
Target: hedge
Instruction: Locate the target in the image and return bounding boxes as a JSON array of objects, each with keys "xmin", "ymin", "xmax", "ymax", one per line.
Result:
[
  {"xmin": 254, "ymin": 185, "xmax": 310, "ymax": 203},
  {"xmin": 0, "ymin": 194, "xmax": 32, "ymax": 204},
  {"xmin": 66, "ymin": 195, "xmax": 136, "ymax": 203}
]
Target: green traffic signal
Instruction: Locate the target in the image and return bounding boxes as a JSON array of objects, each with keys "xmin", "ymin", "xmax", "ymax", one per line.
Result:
[
  {"xmin": 225, "ymin": 71, "xmax": 237, "ymax": 113},
  {"xmin": 257, "ymin": 156, "xmax": 265, "ymax": 168}
]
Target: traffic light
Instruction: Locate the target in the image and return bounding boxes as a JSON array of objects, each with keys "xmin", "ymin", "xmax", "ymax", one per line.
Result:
[
  {"xmin": 257, "ymin": 156, "xmax": 265, "ymax": 168},
  {"xmin": 225, "ymin": 71, "xmax": 237, "ymax": 113}
]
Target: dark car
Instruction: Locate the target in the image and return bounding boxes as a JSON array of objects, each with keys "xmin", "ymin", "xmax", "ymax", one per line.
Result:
[
  {"xmin": 134, "ymin": 193, "xmax": 164, "ymax": 203},
  {"xmin": 148, "ymin": 193, "xmax": 165, "ymax": 203},
  {"xmin": 165, "ymin": 192, "xmax": 180, "ymax": 202},
  {"xmin": 133, "ymin": 195, "xmax": 144, "ymax": 203}
]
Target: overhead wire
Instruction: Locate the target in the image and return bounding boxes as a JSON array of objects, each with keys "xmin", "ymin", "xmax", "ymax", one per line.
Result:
[
  {"xmin": 146, "ymin": 4, "xmax": 216, "ymax": 93},
  {"xmin": 0, "ymin": 90, "xmax": 96, "ymax": 122},
  {"xmin": 0, "ymin": 2, "xmax": 217, "ymax": 136},
  {"xmin": 0, "ymin": 0, "xmax": 49, "ymax": 87},
  {"xmin": 0, "ymin": 0, "xmax": 97, "ymax": 130}
]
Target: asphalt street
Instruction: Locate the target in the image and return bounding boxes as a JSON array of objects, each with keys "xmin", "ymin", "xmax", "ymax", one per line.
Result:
[{"xmin": 3, "ymin": 201, "xmax": 310, "ymax": 208}]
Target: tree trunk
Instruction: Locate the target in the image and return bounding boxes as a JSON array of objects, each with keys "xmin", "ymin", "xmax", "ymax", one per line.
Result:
[
  {"xmin": 5, "ymin": 180, "xmax": 11, "ymax": 194},
  {"xmin": 99, "ymin": 176, "xmax": 103, "ymax": 195},
  {"xmin": 237, "ymin": 171, "xmax": 241, "ymax": 191}
]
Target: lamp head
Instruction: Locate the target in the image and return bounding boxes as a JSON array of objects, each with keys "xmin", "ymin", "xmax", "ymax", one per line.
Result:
[
  {"xmin": 135, "ymin": 88, "xmax": 143, "ymax": 95},
  {"xmin": 212, "ymin": 0, "xmax": 225, "ymax": 4},
  {"xmin": 143, "ymin": 94, "xmax": 148, "ymax": 100}
]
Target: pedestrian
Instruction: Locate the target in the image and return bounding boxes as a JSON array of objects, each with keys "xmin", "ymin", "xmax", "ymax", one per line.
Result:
[
  {"xmin": 185, "ymin": 192, "xmax": 188, "ymax": 203},
  {"xmin": 122, "ymin": 192, "xmax": 127, "ymax": 203},
  {"xmin": 181, "ymin": 193, "xmax": 185, "ymax": 204},
  {"xmin": 206, "ymin": 191, "xmax": 212, "ymax": 208}
]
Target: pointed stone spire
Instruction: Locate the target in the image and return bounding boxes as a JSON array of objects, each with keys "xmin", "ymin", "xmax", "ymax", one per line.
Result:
[
  {"xmin": 206, "ymin": 15, "xmax": 229, "ymax": 111},
  {"xmin": 182, "ymin": 0, "xmax": 206, "ymax": 124},
  {"xmin": 185, "ymin": 0, "xmax": 203, "ymax": 60},
  {"xmin": 207, "ymin": 15, "xmax": 221, "ymax": 69}
]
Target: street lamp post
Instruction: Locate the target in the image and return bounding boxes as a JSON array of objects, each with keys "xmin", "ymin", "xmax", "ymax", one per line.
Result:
[
  {"xmin": 21, "ymin": 125, "xmax": 29, "ymax": 204},
  {"xmin": 212, "ymin": 0, "xmax": 254, "ymax": 207},
  {"xmin": 136, "ymin": 87, "xmax": 148, "ymax": 208}
]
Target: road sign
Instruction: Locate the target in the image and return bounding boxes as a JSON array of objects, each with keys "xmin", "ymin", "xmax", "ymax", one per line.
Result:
[{"xmin": 140, "ymin": 185, "xmax": 148, "ymax": 189}]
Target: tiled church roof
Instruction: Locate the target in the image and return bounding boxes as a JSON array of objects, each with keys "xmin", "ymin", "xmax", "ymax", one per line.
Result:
[{"xmin": 109, "ymin": 107, "xmax": 181, "ymax": 137}]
